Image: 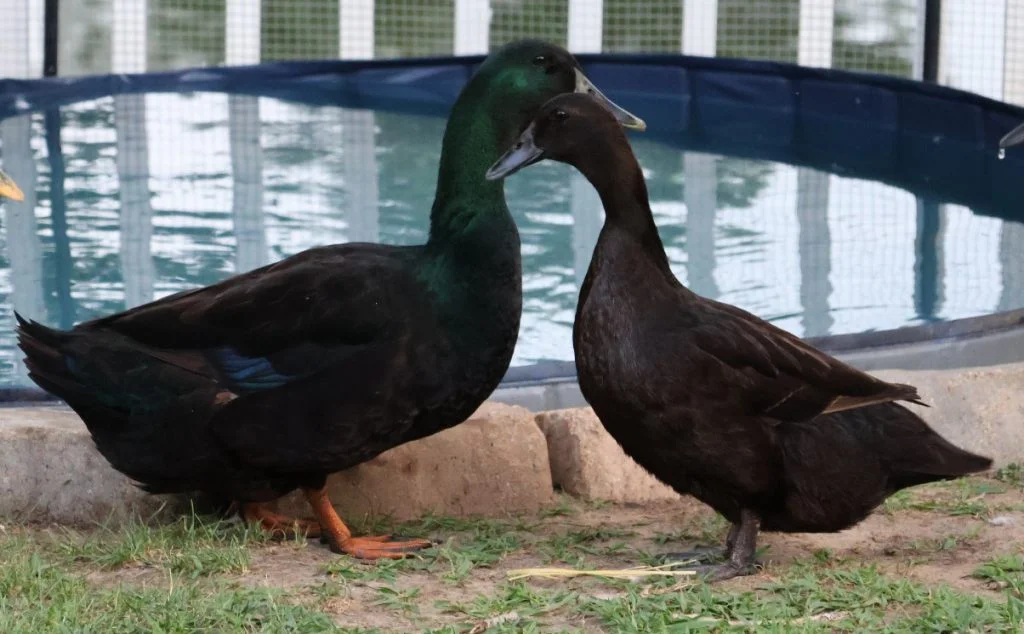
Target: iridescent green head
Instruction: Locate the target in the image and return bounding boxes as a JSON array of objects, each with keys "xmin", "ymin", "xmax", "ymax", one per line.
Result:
[
  {"xmin": 429, "ymin": 40, "xmax": 645, "ymax": 241},
  {"xmin": 465, "ymin": 39, "xmax": 645, "ymax": 145},
  {"xmin": 0, "ymin": 170, "xmax": 24, "ymax": 202}
]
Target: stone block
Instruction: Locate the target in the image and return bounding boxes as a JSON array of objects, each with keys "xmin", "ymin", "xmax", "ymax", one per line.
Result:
[
  {"xmin": 534, "ymin": 407, "xmax": 680, "ymax": 503},
  {"xmin": 273, "ymin": 401, "xmax": 555, "ymax": 521},
  {"xmin": 874, "ymin": 363, "xmax": 1024, "ymax": 468},
  {"xmin": 0, "ymin": 406, "xmax": 171, "ymax": 524}
]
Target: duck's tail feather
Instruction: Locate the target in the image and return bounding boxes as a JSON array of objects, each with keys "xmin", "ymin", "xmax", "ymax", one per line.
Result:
[
  {"xmin": 825, "ymin": 382, "xmax": 928, "ymax": 416},
  {"xmin": 16, "ymin": 312, "xmax": 223, "ymax": 493},
  {"xmin": 870, "ymin": 402, "xmax": 992, "ymax": 489}
]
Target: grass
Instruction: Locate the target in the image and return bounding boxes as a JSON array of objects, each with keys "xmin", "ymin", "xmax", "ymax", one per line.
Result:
[
  {"xmin": 535, "ymin": 527, "xmax": 637, "ymax": 565},
  {"xmin": 53, "ymin": 512, "xmax": 271, "ymax": 577},
  {"xmin": 902, "ymin": 526, "xmax": 982, "ymax": 555},
  {"xmin": 0, "ymin": 539, "xmax": 338, "ymax": 633},
  {"xmin": 651, "ymin": 514, "xmax": 730, "ymax": 546},
  {"xmin": 974, "ymin": 554, "xmax": 1024, "ymax": 599},
  {"xmin": 996, "ymin": 463, "xmax": 1024, "ymax": 489},
  {"xmin": 882, "ymin": 478, "xmax": 1008, "ymax": 517},
  {"xmin": 435, "ymin": 560, "xmax": 1024, "ymax": 633},
  {"xmin": 322, "ymin": 514, "xmax": 527, "ymax": 587},
  {"xmin": 1, "ymin": 476, "xmax": 1022, "ymax": 632}
]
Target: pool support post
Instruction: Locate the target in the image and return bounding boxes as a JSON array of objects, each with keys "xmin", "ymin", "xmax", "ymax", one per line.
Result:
[
  {"xmin": 923, "ymin": 0, "xmax": 941, "ymax": 83},
  {"xmin": 43, "ymin": 0, "xmax": 58, "ymax": 76}
]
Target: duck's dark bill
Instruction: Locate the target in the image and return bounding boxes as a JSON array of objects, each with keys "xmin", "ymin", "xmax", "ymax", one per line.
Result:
[
  {"xmin": 485, "ymin": 124, "xmax": 544, "ymax": 181},
  {"xmin": 0, "ymin": 170, "xmax": 24, "ymax": 202},
  {"xmin": 1000, "ymin": 122, "xmax": 1024, "ymax": 149},
  {"xmin": 575, "ymin": 69, "xmax": 646, "ymax": 131}
]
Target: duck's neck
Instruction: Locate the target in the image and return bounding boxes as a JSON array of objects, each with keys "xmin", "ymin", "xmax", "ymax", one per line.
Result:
[
  {"xmin": 428, "ymin": 84, "xmax": 516, "ymax": 244},
  {"xmin": 581, "ymin": 145, "xmax": 672, "ymax": 275}
]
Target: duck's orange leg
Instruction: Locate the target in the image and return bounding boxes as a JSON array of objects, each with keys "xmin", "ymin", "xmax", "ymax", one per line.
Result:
[
  {"xmin": 242, "ymin": 502, "xmax": 322, "ymax": 539},
  {"xmin": 303, "ymin": 486, "xmax": 434, "ymax": 559}
]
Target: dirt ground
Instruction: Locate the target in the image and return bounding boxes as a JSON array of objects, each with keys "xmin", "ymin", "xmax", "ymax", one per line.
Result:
[{"xmin": 5, "ymin": 474, "xmax": 1024, "ymax": 632}]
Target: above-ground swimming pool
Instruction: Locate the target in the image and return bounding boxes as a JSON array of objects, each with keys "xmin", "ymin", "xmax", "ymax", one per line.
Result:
[{"xmin": 0, "ymin": 55, "xmax": 1022, "ymax": 391}]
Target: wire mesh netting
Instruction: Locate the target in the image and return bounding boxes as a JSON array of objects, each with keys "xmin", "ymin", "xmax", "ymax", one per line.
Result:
[
  {"xmin": 490, "ymin": 1, "xmax": 568, "ymax": 50},
  {"xmin": 717, "ymin": 0, "xmax": 799, "ymax": 62},
  {"xmin": 832, "ymin": 0, "xmax": 916, "ymax": 76},
  {"xmin": 38, "ymin": 0, "xmax": 1023, "ymax": 99}
]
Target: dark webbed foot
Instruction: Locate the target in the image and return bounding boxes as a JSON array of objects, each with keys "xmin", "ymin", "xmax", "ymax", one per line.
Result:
[
  {"xmin": 661, "ymin": 545, "xmax": 727, "ymax": 565},
  {"xmin": 667, "ymin": 511, "xmax": 760, "ymax": 584},
  {"xmin": 661, "ymin": 523, "xmax": 741, "ymax": 565},
  {"xmin": 686, "ymin": 560, "xmax": 758, "ymax": 582}
]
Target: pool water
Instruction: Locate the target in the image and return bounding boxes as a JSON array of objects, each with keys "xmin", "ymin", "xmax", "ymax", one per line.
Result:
[{"xmin": 0, "ymin": 91, "xmax": 1022, "ymax": 387}]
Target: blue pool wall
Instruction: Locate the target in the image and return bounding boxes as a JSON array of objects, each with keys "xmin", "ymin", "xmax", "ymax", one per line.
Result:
[{"xmin": 1, "ymin": 53, "xmax": 1023, "ymax": 401}]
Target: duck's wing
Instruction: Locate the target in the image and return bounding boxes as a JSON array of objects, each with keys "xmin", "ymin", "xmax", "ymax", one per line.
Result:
[
  {"xmin": 683, "ymin": 296, "xmax": 924, "ymax": 423},
  {"xmin": 84, "ymin": 243, "xmax": 424, "ymax": 394}
]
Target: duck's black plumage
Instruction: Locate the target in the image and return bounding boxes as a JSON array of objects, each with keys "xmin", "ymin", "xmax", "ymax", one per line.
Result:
[
  {"xmin": 16, "ymin": 41, "xmax": 645, "ymax": 559},
  {"xmin": 488, "ymin": 93, "xmax": 992, "ymax": 581},
  {"xmin": 18, "ymin": 242, "xmax": 515, "ymax": 497}
]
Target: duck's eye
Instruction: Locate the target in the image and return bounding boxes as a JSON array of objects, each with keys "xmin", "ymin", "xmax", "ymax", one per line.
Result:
[
  {"xmin": 532, "ymin": 55, "xmax": 548, "ymax": 66},
  {"xmin": 553, "ymin": 110, "xmax": 569, "ymax": 122}
]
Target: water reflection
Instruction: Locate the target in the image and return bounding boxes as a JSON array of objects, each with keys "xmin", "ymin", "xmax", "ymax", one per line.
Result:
[
  {"xmin": 115, "ymin": 94, "xmax": 155, "ymax": 308},
  {"xmin": 0, "ymin": 115, "xmax": 45, "ymax": 382},
  {"xmin": 45, "ymin": 109, "xmax": 76, "ymax": 329},
  {"xmin": 683, "ymin": 152, "xmax": 719, "ymax": 298},
  {"xmin": 0, "ymin": 95, "xmax": 1020, "ymax": 388},
  {"xmin": 1000, "ymin": 221, "xmax": 1024, "ymax": 312},
  {"xmin": 229, "ymin": 95, "xmax": 267, "ymax": 273},
  {"xmin": 913, "ymin": 200, "xmax": 944, "ymax": 322},
  {"xmin": 796, "ymin": 168, "xmax": 832, "ymax": 337}
]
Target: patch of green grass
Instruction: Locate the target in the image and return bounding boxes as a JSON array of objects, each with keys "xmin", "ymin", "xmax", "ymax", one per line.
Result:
[
  {"xmin": 974, "ymin": 554, "xmax": 1024, "ymax": 599},
  {"xmin": 437, "ymin": 580, "xmax": 576, "ymax": 621},
  {"xmin": 433, "ymin": 552, "xmax": 1024, "ymax": 632},
  {"xmin": 323, "ymin": 515, "xmax": 523, "ymax": 586},
  {"xmin": 53, "ymin": 512, "xmax": 267, "ymax": 578},
  {"xmin": 372, "ymin": 586, "xmax": 421, "ymax": 614},
  {"xmin": 0, "ymin": 539, "xmax": 338, "ymax": 633},
  {"xmin": 323, "ymin": 557, "xmax": 415, "ymax": 585},
  {"xmin": 569, "ymin": 561, "xmax": 1024, "ymax": 632},
  {"xmin": 536, "ymin": 527, "xmax": 636, "ymax": 565},
  {"xmin": 883, "ymin": 479, "xmax": 998, "ymax": 517},
  {"xmin": 904, "ymin": 527, "xmax": 982, "ymax": 555},
  {"xmin": 539, "ymin": 498, "xmax": 578, "ymax": 519},
  {"xmin": 996, "ymin": 463, "xmax": 1024, "ymax": 489},
  {"xmin": 651, "ymin": 514, "xmax": 730, "ymax": 546}
]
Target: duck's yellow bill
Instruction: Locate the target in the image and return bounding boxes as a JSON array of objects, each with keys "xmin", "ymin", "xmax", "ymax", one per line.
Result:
[{"xmin": 0, "ymin": 170, "xmax": 24, "ymax": 202}]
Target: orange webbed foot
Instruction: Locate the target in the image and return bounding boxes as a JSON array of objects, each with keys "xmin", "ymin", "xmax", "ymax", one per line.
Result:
[
  {"xmin": 329, "ymin": 535, "xmax": 435, "ymax": 560},
  {"xmin": 303, "ymin": 486, "xmax": 434, "ymax": 559}
]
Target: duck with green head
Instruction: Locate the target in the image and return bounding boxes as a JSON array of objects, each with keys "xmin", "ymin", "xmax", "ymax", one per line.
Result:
[{"xmin": 17, "ymin": 40, "xmax": 645, "ymax": 559}]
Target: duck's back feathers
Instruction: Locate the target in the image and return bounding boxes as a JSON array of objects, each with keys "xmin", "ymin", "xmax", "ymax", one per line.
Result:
[
  {"xmin": 88, "ymin": 243, "xmax": 422, "ymax": 354},
  {"xmin": 682, "ymin": 295, "xmax": 924, "ymax": 423},
  {"xmin": 16, "ymin": 242, "xmax": 455, "ymax": 497}
]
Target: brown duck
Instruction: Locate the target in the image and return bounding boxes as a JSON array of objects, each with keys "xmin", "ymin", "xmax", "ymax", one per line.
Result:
[{"xmin": 486, "ymin": 93, "xmax": 993, "ymax": 582}]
